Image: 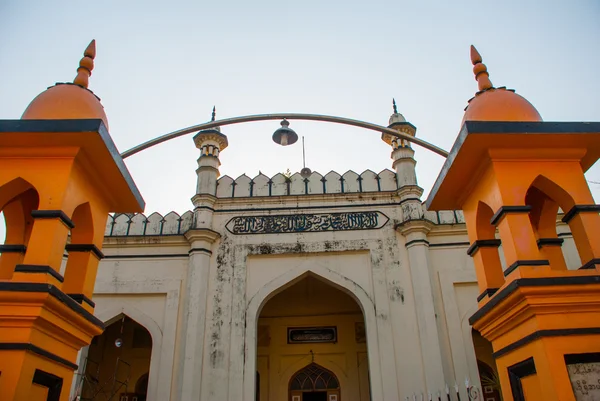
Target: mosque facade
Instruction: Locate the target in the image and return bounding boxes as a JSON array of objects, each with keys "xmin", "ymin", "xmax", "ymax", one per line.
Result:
[
  {"xmin": 69, "ymin": 75, "xmax": 581, "ymax": 401},
  {"xmin": 2, "ymin": 40, "xmax": 594, "ymax": 401}
]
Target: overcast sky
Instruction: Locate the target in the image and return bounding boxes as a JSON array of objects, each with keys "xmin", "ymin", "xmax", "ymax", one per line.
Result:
[{"xmin": 1, "ymin": 0, "xmax": 599, "ymax": 241}]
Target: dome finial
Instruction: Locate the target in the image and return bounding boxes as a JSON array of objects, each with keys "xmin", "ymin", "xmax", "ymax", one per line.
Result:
[
  {"xmin": 392, "ymin": 98, "xmax": 398, "ymax": 114},
  {"xmin": 73, "ymin": 40, "xmax": 96, "ymax": 88},
  {"xmin": 211, "ymin": 105, "xmax": 216, "ymax": 121},
  {"xmin": 470, "ymin": 45, "xmax": 493, "ymax": 92}
]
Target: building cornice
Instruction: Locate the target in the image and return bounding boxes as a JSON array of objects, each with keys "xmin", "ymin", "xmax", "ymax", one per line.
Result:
[
  {"xmin": 184, "ymin": 228, "xmax": 221, "ymax": 244},
  {"xmin": 395, "ymin": 219, "xmax": 435, "ymax": 236}
]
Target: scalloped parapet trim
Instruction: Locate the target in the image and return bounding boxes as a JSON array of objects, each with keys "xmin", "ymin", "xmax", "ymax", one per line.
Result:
[
  {"xmin": 215, "ymin": 169, "xmax": 399, "ymax": 198},
  {"xmin": 105, "ymin": 210, "xmax": 194, "ymax": 237}
]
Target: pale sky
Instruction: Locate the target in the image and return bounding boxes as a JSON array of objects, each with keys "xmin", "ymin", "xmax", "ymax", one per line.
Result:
[{"xmin": 1, "ymin": 0, "xmax": 599, "ymax": 241}]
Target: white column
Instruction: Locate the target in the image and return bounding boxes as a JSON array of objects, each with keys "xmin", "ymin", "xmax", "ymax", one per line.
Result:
[
  {"xmin": 397, "ymin": 220, "xmax": 446, "ymax": 393},
  {"xmin": 178, "ymin": 229, "xmax": 220, "ymax": 401}
]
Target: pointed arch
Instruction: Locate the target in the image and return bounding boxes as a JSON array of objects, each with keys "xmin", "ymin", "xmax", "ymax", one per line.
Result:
[
  {"xmin": 475, "ymin": 201, "xmax": 496, "ymax": 240},
  {"xmin": 243, "ymin": 262, "xmax": 384, "ymax": 401},
  {"xmin": 95, "ymin": 305, "xmax": 162, "ymax": 401},
  {"xmin": 0, "ymin": 179, "xmax": 39, "ymax": 279},
  {"xmin": 528, "ymin": 174, "xmax": 576, "ymax": 212},
  {"xmin": 289, "ymin": 363, "xmax": 340, "ymax": 391}
]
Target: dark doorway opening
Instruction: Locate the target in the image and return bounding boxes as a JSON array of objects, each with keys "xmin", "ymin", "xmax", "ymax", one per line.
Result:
[{"xmin": 303, "ymin": 391, "xmax": 327, "ymax": 401}]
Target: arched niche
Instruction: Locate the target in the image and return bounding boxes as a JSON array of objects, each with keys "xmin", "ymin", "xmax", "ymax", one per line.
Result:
[{"xmin": 93, "ymin": 306, "xmax": 163, "ymax": 401}]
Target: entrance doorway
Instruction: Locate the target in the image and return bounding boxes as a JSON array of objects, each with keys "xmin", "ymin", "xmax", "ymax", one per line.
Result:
[
  {"xmin": 289, "ymin": 363, "xmax": 340, "ymax": 401},
  {"xmin": 256, "ymin": 272, "xmax": 370, "ymax": 401}
]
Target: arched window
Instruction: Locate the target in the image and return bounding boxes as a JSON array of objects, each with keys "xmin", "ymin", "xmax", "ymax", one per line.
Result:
[{"xmin": 290, "ymin": 363, "xmax": 339, "ymax": 391}]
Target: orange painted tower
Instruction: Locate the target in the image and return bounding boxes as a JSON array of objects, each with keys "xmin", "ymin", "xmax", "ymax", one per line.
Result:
[
  {"xmin": 0, "ymin": 41, "xmax": 144, "ymax": 401},
  {"xmin": 426, "ymin": 46, "xmax": 600, "ymax": 401}
]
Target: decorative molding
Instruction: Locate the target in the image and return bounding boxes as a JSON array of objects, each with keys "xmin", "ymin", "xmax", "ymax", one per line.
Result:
[
  {"xmin": 494, "ymin": 328, "xmax": 600, "ymax": 359},
  {"xmin": 184, "ymin": 228, "xmax": 221, "ymax": 243},
  {"xmin": 31, "ymin": 210, "xmax": 75, "ymax": 229},
  {"xmin": 476, "ymin": 288, "xmax": 498, "ymax": 302},
  {"xmin": 536, "ymin": 238, "xmax": 564, "ymax": 248},
  {"xmin": 14, "ymin": 264, "xmax": 64, "ymax": 283},
  {"xmin": 0, "ymin": 244, "xmax": 26, "ymax": 253},
  {"xmin": 405, "ymin": 238, "xmax": 430, "ymax": 247},
  {"xmin": 467, "ymin": 239, "xmax": 502, "ymax": 256},
  {"xmin": 65, "ymin": 244, "xmax": 104, "ymax": 260},
  {"xmin": 0, "ymin": 282, "xmax": 104, "ymax": 329},
  {"xmin": 0, "ymin": 343, "xmax": 77, "ymax": 371},
  {"xmin": 428, "ymin": 241, "xmax": 470, "ymax": 248},
  {"xmin": 395, "ymin": 219, "xmax": 434, "ymax": 236},
  {"xmin": 226, "ymin": 211, "xmax": 388, "ymax": 235},
  {"xmin": 67, "ymin": 293, "xmax": 95, "ymax": 308},
  {"xmin": 469, "ymin": 275, "xmax": 600, "ymax": 325},
  {"xmin": 490, "ymin": 206, "xmax": 532, "ymax": 226},
  {"xmin": 103, "ymin": 253, "xmax": 189, "ymax": 259},
  {"xmin": 504, "ymin": 259, "xmax": 550, "ymax": 276},
  {"xmin": 193, "ymin": 129, "xmax": 228, "ymax": 151},
  {"xmin": 189, "ymin": 247, "xmax": 213, "ymax": 255},
  {"xmin": 562, "ymin": 204, "xmax": 600, "ymax": 224}
]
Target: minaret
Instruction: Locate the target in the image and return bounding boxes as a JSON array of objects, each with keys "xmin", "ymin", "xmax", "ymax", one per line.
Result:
[
  {"xmin": 381, "ymin": 99, "xmax": 422, "ymax": 200},
  {"xmin": 388, "ymin": 100, "xmax": 445, "ymax": 394},
  {"xmin": 178, "ymin": 107, "xmax": 227, "ymax": 400},
  {"xmin": 191, "ymin": 106, "xmax": 228, "ymax": 228}
]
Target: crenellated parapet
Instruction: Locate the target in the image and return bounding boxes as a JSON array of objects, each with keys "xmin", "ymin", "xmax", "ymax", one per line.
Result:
[
  {"xmin": 215, "ymin": 169, "xmax": 398, "ymax": 198},
  {"xmin": 105, "ymin": 210, "xmax": 194, "ymax": 236}
]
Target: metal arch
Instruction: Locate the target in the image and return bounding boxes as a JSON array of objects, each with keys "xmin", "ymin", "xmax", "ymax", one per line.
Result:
[{"xmin": 120, "ymin": 113, "xmax": 449, "ymax": 159}]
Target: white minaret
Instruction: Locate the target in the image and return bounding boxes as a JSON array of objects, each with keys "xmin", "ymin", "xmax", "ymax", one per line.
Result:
[
  {"xmin": 178, "ymin": 107, "xmax": 228, "ymax": 400},
  {"xmin": 192, "ymin": 106, "xmax": 228, "ymax": 228},
  {"xmin": 381, "ymin": 99, "xmax": 423, "ymax": 201}
]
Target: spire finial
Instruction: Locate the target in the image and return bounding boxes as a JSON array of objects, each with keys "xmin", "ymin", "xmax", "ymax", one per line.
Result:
[
  {"xmin": 211, "ymin": 106, "xmax": 216, "ymax": 122},
  {"xmin": 470, "ymin": 45, "xmax": 493, "ymax": 92},
  {"xmin": 73, "ymin": 40, "xmax": 96, "ymax": 88},
  {"xmin": 392, "ymin": 98, "xmax": 398, "ymax": 114}
]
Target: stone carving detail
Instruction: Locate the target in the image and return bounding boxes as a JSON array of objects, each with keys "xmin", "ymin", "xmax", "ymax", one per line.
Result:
[
  {"xmin": 568, "ymin": 361, "xmax": 600, "ymax": 400},
  {"xmin": 226, "ymin": 211, "xmax": 388, "ymax": 235}
]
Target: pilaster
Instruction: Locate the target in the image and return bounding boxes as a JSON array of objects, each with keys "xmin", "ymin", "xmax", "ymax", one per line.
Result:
[
  {"xmin": 396, "ymin": 219, "xmax": 446, "ymax": 393},
  {"xmin": 177, "ymin": 228, "xmax": 221, "ymax": 401}
]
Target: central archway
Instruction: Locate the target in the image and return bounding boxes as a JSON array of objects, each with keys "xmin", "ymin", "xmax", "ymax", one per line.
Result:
[
  {"xmin": 252, "ymin": 271, "xmax": 372, "ymax": 401},
  {"xmin": 244, "ymin": 264, "xmax": 385, "ymax": 401}
]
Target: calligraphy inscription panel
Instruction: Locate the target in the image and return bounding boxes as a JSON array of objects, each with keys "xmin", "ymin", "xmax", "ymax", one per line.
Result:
[
  {"xmin": 568, "ymin": 362, "xmax": 600, "ymax": 400},
  {"xmin": 288, "ymin": 327, "xmax": 337, "ymax": 344},
  {"xmin": 226, "ymin": 211, "xmax": 388, "ymax": 235}
]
